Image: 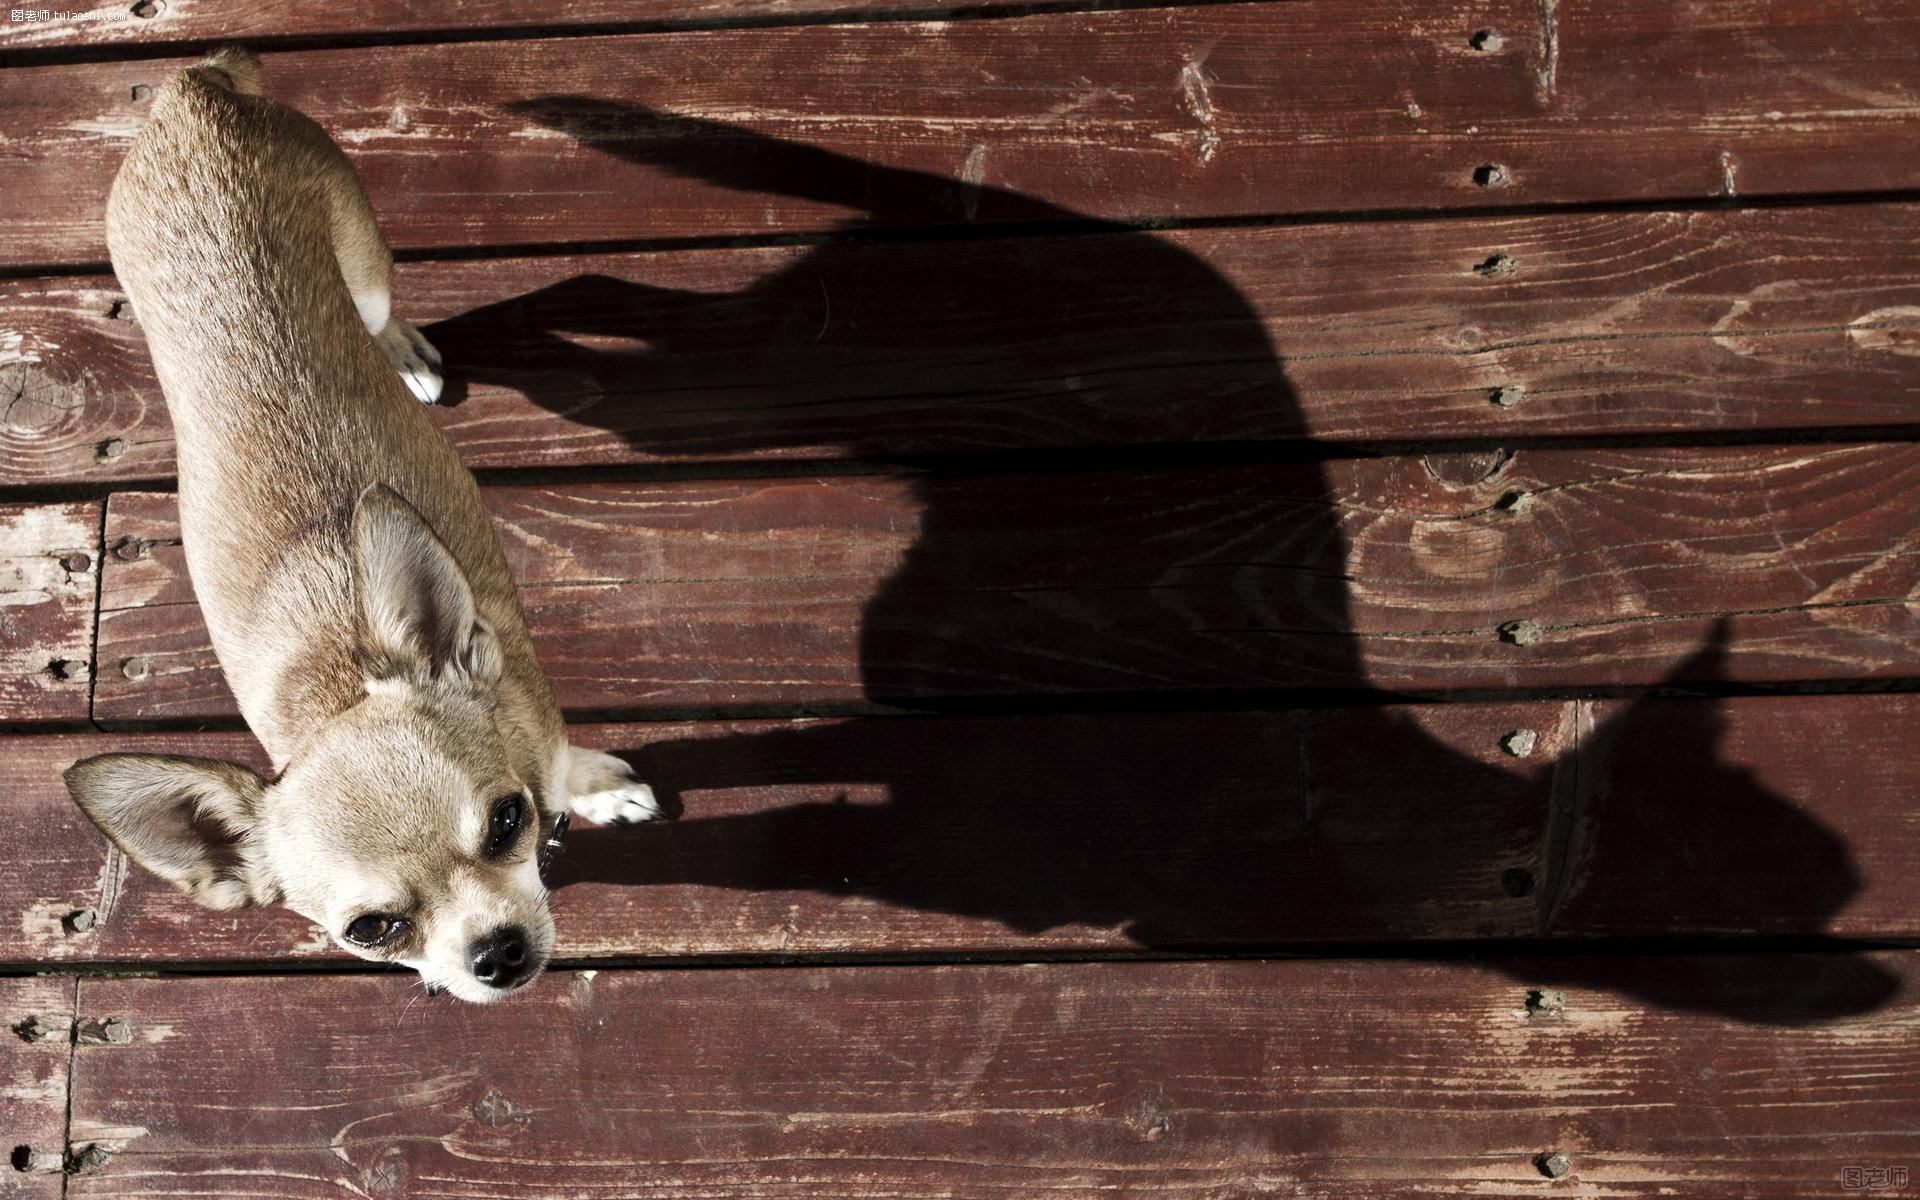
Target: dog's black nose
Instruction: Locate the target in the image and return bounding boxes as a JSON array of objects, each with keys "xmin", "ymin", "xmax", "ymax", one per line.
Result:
[{"xmin": 469, "ymin": 925, "xmax": 532, "ymax": 990}]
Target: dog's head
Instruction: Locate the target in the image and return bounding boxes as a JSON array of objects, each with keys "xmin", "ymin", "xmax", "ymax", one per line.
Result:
[{"xmin": 65, "ymin": 485, "xmax": 556, "ymax": 1003}]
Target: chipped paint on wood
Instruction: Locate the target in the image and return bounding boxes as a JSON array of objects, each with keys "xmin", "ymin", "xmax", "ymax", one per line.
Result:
[
  {"xmin": 0, "ymin": 501, "xmax": 101, "ymax": 723},
  {"xmin": 2, "ymin": 5, "xmax": 1917, "ymax": 1191},
  {"xmin": 7, "ymin": 693, "xmax": 1920, "ymax": 966},
  {"xmin": 5, "ymin": 2, "xmax": 1920, "ymax": 266},
  {"xmin": 92, "ymin": 443, "xmax": 1920, "ymax": 723},
  {"xmin": 0, "ymin": 977, "xmax": 76, "ymax": 1200},
  {"xmin": 57, "ymin": 961, "xmax": 1920, "ymax": 1196},
  {"xmin": 8, "ymin": 205, "xmax": 1920, "ymax": 489},
  {"xmin": 1848, "ymin": 305, "xmax": 1920, "ymax": 356}
]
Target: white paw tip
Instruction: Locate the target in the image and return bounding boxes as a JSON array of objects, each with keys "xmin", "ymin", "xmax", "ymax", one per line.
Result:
[
  {"xmin": 376, "ymin": 318, "xmax": 446, "ymax": 405},
  {"xmin": 573, "ymin": 781, "xmax": 666, "ymax": 826},
  {"xmin": 400, "ymin": 364, "xmax": 444, "ymax": 404}
]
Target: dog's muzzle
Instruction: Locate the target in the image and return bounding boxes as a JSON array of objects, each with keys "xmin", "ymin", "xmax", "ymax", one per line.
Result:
[{"xmin": 423, "ymin": 811, "xmax": 570, "ymax": 998}]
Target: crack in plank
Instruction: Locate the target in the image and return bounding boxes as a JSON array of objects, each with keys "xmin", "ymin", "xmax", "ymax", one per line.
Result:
[{"xmin": 1535, "ymin": 0, "xmax": 1560, "ymax": 106}]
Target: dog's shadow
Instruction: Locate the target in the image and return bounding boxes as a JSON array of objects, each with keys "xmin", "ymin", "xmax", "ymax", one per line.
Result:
[{"xmin": 428, "ymin": 98, "xmax": 1897, "ymax": 1024}]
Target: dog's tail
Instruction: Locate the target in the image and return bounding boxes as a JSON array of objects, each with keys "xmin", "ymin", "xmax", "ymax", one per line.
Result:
[{"xmin": 174, "ymin": 46, "xmax": 265, "ymax": 97}]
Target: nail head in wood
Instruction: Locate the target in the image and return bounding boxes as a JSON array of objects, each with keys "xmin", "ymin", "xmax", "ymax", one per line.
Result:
[
  {"xmin": 10, "ymin": 1146, "xmax": 63, "ymax": 1174},
  {"xmin": 75, "ymin": 1017, "xmax": 132, "ymax": 1045},
  {"xmin": 64, "ymin": 908, "xmax": 97, "ymax": 934},
  {"xmin": 11, "ymin": 1015, "xmax": 65, "ymax": 1043},
  {"xmin": 1501, "ymin": 729, "xmax": 1538, "ymax": 757},
  {"xmin": 1536, "ymin": 1151, "xmax": 1573, "ymax": 1179},
  {"xmin": 1498, "ymin": 619, "xmax": 1544, "ymax": 645},
  {"xmin": 472, "ymin": 1090, "xmax": 533, "ymax": 1127}
]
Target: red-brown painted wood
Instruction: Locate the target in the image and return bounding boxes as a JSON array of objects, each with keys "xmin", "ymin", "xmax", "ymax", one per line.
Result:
[
  {"xmin": 91, "ymin": 444, "xmax": 1920, "ymax": 722},
  {"xmin": 6, "ymin": 3, "xmax": 1913, "ymax": 1186},
  {"xmin": 61, "ymin": 957, "xmax": 1920, "ymax": 1198},
  {"xmin": 0, "ymin": 501, "xmax": 100, "ymax": 724},
  {"xmin": 4, "ymin": 1, "xmax": 1920, "ymax": 267},
  {"xmin": 12, "ymin": 693, "xmax": 1918, "ymax": 966},
  {"xmin": 0, "ymin": 976, "xmax": 75, "ymax": 1195},
  {"xmin": 0, "ymin": 0, "xmax": 1052, "ymax": 50},
  {"xmin": 7, "ymin": 205, "xmax": 1919, "ymax": 490},
  {"xmin": 0, "ymin": 0, "xmax": 1901, "ymax": 128}
]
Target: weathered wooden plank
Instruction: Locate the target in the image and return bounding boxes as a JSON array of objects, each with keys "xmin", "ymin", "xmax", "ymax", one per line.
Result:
[
  {"xmin": 0, "ymin": 720, "xmax": 120, "ymax": 960},
  {"xmin": 0, "ymin": 501, "xmax": 99, "ymax": 724},
  {"xmin": 63, "ymin": 957, "xmax": 1920, "ymax": 1198},
  {"xmin": 7, "ymin": 206, "xmax": 1920, "ymax": 490},
  {"xmin": 0, "ymin": 976, "xmax": 76, "ymax": 1195},
  {"xmin": 1562, "ymin": 694, "xmax": 1920, "ymax": 941},
  {"xmin": 0, "ymin": 0, "xmax": 977, "ymax": 49},
  {"xmin": 10, "ymin": 693, "xmax": 1919, "ymax": 966},
  {"xmin": 92, "ymin": 443, "xmax": 1920, "ymax": 722},
  {"xmin": 6, "ymin": 0, "xmax": 1920, "ymax": 267}
]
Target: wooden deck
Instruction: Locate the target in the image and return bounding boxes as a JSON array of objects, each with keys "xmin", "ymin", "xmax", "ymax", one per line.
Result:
[{"xmin": 3, "ymin": 1, "xmax": 1919, "ymax": 1195}]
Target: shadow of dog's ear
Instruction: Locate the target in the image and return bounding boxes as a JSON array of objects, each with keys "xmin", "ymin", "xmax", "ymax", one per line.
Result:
[
  {"xmin": 64, "ymin": 753, "xmax": 280, "ymax": 910},
  {"xmin": 501, "ymin": 95, "xmax": 1074, "ymax": 224},
  {"xmin": 1536, "ymin": 617, "xmax": 1901, "ymax": 1022}
]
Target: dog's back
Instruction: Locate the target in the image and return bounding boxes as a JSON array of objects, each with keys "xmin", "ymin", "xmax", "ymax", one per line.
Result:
[{"xmin": 106, "ymin": 50, "xmax": 561, "ymax": 771}]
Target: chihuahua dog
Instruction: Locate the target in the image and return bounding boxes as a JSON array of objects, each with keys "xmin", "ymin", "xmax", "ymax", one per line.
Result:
[{"xmin": 65, "ymin": 48, "xmax": 665, "ymax": 1003}]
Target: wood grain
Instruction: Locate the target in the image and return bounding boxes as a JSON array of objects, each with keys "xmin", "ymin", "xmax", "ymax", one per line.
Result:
[
  {"xmin": 0, "ymin": 976, "xmax": 76, "ymax": 1195},
  {"xmin": 92, "ymin": 443, "xmax": 1920, "ymax": 723},
  {"xmin": 62, "ymin": 957, "xmax": 1920, "ymax": 1198},
  {"xmin": 0, "ymin": 0, "xmax": 982, "ymax": 49},
  {"xmin": 0, "ymin": 501, "xmax": 100, "ymax": 724},
  {"xmin": 6, "ymin": 2, "xmax": 1913, "ymax": 1183},
  {"xmin": 12, "ymin": 693, "xmax": 1919, "ymax": 967},
  {"xmin": 6, "ymin": 0, "xmax": 1920, "ymax": 267},
  {"xmin": 7, "ymin": 205, "xmax": 1920, "ymax": 490}
]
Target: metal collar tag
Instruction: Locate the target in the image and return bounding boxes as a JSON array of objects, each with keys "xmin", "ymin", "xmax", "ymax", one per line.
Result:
[{"xmin": 537, "ymin": 810, "xmax": 571, "ymax": 878}]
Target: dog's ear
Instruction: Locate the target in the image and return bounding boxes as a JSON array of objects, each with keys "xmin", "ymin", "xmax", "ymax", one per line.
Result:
[
  {"xmin": 352, "ymin": 483, "xmax": 501, "ymax": 686},
  {"xmin": 64, "ymin": 754, "xmax": 278, "ymax": 909}
]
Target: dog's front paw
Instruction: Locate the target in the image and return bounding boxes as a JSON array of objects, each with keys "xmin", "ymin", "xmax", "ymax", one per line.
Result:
[
  {"xmin": 571, "ymin": 780, "xmax": 668, "ymax": 826},
  {"xmin": 374, "ymin": 316, "xmax": 445, "ymax": 404}
]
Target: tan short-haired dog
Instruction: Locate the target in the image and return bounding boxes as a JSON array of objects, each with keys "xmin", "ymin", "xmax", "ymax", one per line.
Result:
[{"xmin": 66, "ymin": 48, "xmax": 665, "ymax": 1003}]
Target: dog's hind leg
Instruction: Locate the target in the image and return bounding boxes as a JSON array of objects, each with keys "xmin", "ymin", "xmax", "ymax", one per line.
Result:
[{"xmin": 320, "ymin": 154, "xmax": 443, "ymax": 403}]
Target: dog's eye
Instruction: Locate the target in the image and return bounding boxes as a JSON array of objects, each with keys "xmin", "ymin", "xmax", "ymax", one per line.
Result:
[
  {"xmin": 344, "ymin": 913, "xmax": 406, "ymax": 948},
  {"xmin": 485, "ymin": 792, "xmax": 526, "ymax": 859}
]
